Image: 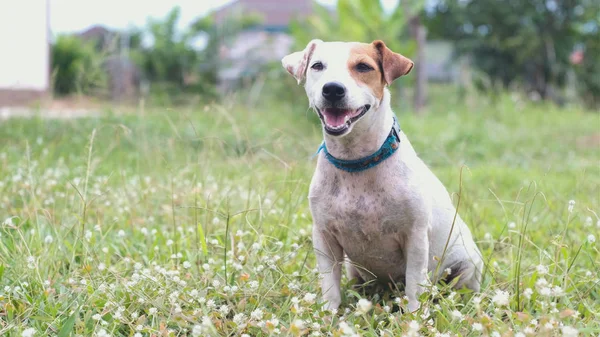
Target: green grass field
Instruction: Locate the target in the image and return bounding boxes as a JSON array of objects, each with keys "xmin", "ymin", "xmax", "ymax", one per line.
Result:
[{"xmin": 1, "ymin": 86, "xmax": 599, "ymax": 336}]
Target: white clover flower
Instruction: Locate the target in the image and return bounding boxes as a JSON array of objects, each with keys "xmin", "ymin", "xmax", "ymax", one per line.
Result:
[
  {"xmin": 508, "ymin": 222, "xmax": 516, "ymax": 229},
  {"xmin": 134, "ymin": 262, "xmax": 142, "ymax": 270},
  {"xmin": 536, "ymin": 277, "xmax": 548, "ymax": 288},
  {"xmin": 251, "ymin": 308, "xmax": 264, "ymax": 320},
  {"xmin": 585, "ymin": 217, "xmax": 593, "ymax": 227},
  {"xmin": 523, "ymin": 288, "xmax": 533, "ymax": 299},
  {"xmin": 472, "ymin": 323, "xmax": 483, "ymax": 331},
  {"xmin": 248, "ymin": 280, "xmax": 259, "ymax": 289},
  {"xmin": 134, "ymin": 333, "xmax": 142, "ymax": 337},
  {"xmin": 339, "ymin": 321, "xmax": 355, "ymax": 335},
  {"xmin": 551, "ymin": 285, "xmax": 564, "ymax": 296},
  {"xmin": 148, "ymin": 308, "xmax": 157, "ymax": 315},
  {"xmin": 492, "ymin": 290, "xmax": 510, "ymax": 306},
  {"xmin": 356, "ymin": 298, "xmax": 372, "ymax": 314},
  {"xmin": 183, "ymin": 261, "xmax": 192, "ymax": 269},
  {"xmin": 117, "ymin": 230, "xmax": 126, "ymax": 237},
  {"xmin": 515, "ymin": 332, "xmax": 525, "ymax": 337},
  {"xmin": 303, "ymin": 292, "xmax": 317, "ymax": 304},
  {"xmin": 219, "ymin": 305, "xmax": 230, "ymax": 315},
  {"xmin": 85, "ymin": 230, "xmax": 92, "ymax": 241},
  {"xmin": 233, "ymin": 313, "xmax": 247, "ymax": 325},
  {"xmin": 22, "ymin": 327, "xmax": 36, "ymax": 337},
  {"xmin": 27, "ymin": 256, "xmax": 36, "ymax": 269},
  {"xmin": 408, "ymin": 320, "xmax": 420, "ymax": 332},
  {"xmin": 292, "ymin": 319, "xmax": 305, "ymax": 330},
  {"xmin": 191, "ymin": 325, "xmax": 203, "ymax": 337},
  {"xmin": 588, "ymin": 234, "xmax": 596, "ymax": 244},
  {"xmin": 44, "ymin": 235, "xmax": 53, "ymax": 244},
  {"xmin": 98, "ymin": 263, "xmax": 106, "ymax": 271},
  {"xmin": 568, "ymin": 200, "xmax": 575, "ymax": 213},
  {"xmin": 451, "ymin": 310, "xmax": 463, "ymax": 321},
  {"xmin": 96, "ymin": 329, "xmax": 110, "ymax": 337},
  {"xmin": 206, "ymin": 299, "xmax": 216, "ymax": 309},
  {"xmin": 135, "ymin": 324, "xmax": 143, "ymax": 331},
  {"xmin": 536, "ymin": 264, "xmax": 549, "ymax": 275},
  {"xmin": 561, "ymin": 326, "xmax": 578, "ymax": 337},
  {"xmin": 212, "ymin": 279, "xmax": 221, "ymax": 288},
  {"xmin": 539, "ymin": 287, "xmax": 552, "ymax": 296}
]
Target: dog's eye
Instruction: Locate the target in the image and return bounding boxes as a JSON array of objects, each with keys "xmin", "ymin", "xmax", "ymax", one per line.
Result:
[
  {"xmin": 311, "ymin": 62, "xmax": 324, "ymax": 71},
  {"xmin": 355, "ymin": 63, "xmax": 374, "ymax": 72}
]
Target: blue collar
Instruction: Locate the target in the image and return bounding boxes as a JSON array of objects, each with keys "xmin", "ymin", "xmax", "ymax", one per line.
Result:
[{"xmin": 316, "ymin": 117, "xmax": 401, "ymax": 173}]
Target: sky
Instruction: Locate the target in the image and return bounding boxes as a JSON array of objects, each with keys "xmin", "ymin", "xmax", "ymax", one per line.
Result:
[{"xmin": 50, "ymin": 0, "xmax": 399, "ymax": 34}]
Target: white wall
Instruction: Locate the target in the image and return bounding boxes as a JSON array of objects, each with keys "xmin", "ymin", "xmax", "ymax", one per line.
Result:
[{"xmin": 0, "ymin": 0, "xmax": 50, "ymax": 91}]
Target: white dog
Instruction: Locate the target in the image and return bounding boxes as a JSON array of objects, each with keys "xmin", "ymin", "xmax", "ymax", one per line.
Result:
[{"xmin": 282, "ymin": 39, "xmax": 484, "ymax": 312}]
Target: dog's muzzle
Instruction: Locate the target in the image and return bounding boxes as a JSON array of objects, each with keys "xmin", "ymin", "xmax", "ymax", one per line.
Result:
[{"xmin": 317, "ymin": 105, "xmax": 371, "ymax": 136}]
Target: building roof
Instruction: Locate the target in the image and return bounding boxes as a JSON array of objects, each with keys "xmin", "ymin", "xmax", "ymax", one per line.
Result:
[{"xmin": 213, "ymin": 0, "xmax": 313, "ymax": 29}]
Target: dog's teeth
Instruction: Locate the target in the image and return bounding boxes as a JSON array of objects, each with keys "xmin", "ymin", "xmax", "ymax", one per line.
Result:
[{"xmin": 326, "ymin": 123, "xmax": 345, "ymax": 130}]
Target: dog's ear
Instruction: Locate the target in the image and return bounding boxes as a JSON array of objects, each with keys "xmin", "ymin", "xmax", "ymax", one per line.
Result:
[
  {"xmin": 282, "ymin": 39, "xmax": 322, "ymax": 84},
  {"xmin": 372, "ymin": 40, "xmax": 414, "ymax": 85}
]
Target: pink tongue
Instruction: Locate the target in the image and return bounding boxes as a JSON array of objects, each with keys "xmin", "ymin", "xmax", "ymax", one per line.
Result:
[{"xmin": 323, "ymin": 109, "xmax": 349, "ymax": 127}]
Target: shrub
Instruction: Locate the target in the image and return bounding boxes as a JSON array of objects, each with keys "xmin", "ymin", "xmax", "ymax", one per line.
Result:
[{"xmin": 51, "ymin": 35, "xmax": 107, "ymax": 96}]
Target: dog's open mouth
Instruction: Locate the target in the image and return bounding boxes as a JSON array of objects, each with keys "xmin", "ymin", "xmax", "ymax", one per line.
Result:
[{"xmin": 317, "ymin": 105, "xmax": 371, "ymax": 135}]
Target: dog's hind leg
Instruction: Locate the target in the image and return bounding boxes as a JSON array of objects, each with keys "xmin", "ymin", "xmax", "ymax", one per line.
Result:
[
  {"xmin": 443, "ymin": 258, "xmax": 483, "ymax": 292},
  {"xmin": 345, "ymin": 260, "xmax": 366, "ymax": 287}
]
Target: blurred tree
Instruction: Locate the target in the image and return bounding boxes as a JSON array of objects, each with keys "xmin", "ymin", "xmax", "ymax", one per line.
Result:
[
  {"xmin": 130, "ymin": 7, "xmax": 198, "ymax": 88},
  {"xmin": 190, "ymin": 11, "xmax": 262, "ymax": 88},
  {"xmin": 125, "ymin": 6, "xmax": 261, "ymax": 100},
  {"xmin": 51, "ymin": 35, "xmax": 107, "ymax": 96},
  {"xmin": 425, "ymin": 0, "xmax": 600, "ymax": 107},
  {"xmin": 289, "ymin": 0, "xmax": 426, "ymax": 111}
]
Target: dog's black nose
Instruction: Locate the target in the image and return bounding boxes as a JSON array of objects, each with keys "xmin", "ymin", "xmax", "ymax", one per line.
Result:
[{"xmin": 322, "ymin": 82, "xmax": 346, "ymax": 102}]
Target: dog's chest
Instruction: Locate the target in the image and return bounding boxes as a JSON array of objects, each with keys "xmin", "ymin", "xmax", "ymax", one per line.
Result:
[{"xmin": 310, "ymin": 168, "xmax": 413, "ymax": 244}]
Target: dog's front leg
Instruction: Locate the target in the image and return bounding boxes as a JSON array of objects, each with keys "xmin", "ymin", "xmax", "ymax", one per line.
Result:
[
  {"xmin": 405, "ymin": 227, "xmax": 430, "ymax": 312},
  {"xmin": 313, "ymin": 228, "xmax": 343, "ymax": 311}
]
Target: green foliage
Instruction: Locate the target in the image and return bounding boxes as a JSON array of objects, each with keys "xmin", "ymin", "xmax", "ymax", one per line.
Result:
[
  {"xmin": 125, "ymin": 7, "xmax": 261, "ymax": 101},
  {"xmin": 129, "ymin": 7, "xmax": 199, "ymax": 89},
  {"xmin": 289, "ymin": 0, "xmax": 420, "ymax": 56},
  {"xmin": 51, "ymin": 35, "xmax": 107, "ymax": 96},
  {"xmin": 425, "ymin": 0, "xmax": 600, "ymax": 107},
  {"xmin": 0, "ymin": 86, "xmax": 598, "ymax": 335},
  {"xmin": 571, "ymin": 5, "xmax": 600, "ymax": 109}
]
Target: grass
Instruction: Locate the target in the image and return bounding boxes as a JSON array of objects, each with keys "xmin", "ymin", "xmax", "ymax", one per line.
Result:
[{"xmin": 0, "ymin": 85, "xmax": 599, "ymax": 336}]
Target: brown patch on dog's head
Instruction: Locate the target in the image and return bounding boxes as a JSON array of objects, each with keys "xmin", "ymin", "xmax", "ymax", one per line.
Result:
[
  {"xmin": 348, "ymin": 43, "xmax": 386, "ymax": 99},
  {"xmin": 348, "ymin": 40, "xmax": 414, "ymax": 99},
  {"xmin": 373, "ymin": 40, "xmax": 413, "ymax": 85}
]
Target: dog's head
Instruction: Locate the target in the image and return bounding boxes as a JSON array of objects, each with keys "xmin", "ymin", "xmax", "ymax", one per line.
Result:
[{"xmin": 282, "ymin": 40, "xmax": 413, "ymax": 137}]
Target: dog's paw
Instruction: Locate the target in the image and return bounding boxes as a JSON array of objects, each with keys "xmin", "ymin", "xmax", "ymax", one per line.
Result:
[
  {"xmin": 323, "ymin": 298, "xmax": 341, "ymax": 312},
  {"xmin": 407, "ymin": 300, "xmax": 421, "ymax": 313}
]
